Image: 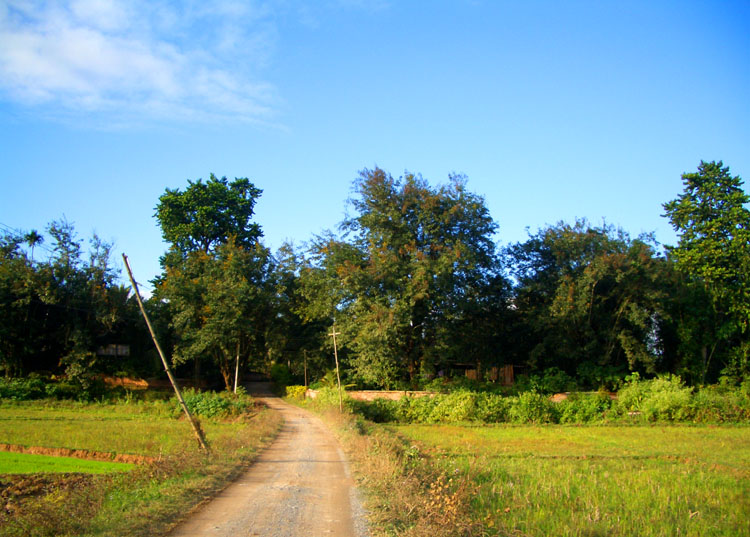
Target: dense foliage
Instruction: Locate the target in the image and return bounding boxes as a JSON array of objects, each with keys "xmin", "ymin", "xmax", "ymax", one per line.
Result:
[
  {"xmin": 296, "ymin": 168, "xmax": 509, "ymax": 387},
  {"xmin": 341, "ymin": 375, "xmax": 750, "ymax": 425},
  {"xmin": 2, "ymin": 161, "xmax": 748, "ymax": 393},
  {"xmin": 0, "ymin": 220, "xmax": 156, "ymax": 396}
]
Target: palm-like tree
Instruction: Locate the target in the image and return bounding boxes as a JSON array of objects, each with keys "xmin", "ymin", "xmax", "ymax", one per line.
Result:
[{"xmin": 24, "ymin": 230, "xmax": 43, "ymax": 262}]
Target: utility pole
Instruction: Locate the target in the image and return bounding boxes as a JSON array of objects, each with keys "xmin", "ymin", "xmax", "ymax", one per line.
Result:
[
  {"xmin": 328, "ymin": 325, "xmax": 343, "ymax": 412},
  {"xmin": 234, "ymin": 341, "xmax": 240, "ymax": 394},
  {"xmin": 303, "ymin": 349, "xmax": 308, "ymax": 388},
  {"xmin": 122, "ymin": 254, "xmax": 210, "ymax": 453}
]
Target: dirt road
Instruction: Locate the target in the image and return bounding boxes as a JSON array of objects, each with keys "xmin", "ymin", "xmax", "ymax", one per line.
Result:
[{"xmin": 167, "ymin": 395, "xmax": 369, "ymax": 537}]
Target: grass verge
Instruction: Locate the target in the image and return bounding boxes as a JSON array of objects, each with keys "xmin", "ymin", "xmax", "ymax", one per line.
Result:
[
  {"xmin": 0, "ymin": 397, "xmax": 283, "ymax": 537},
  {"xmin": 294, "ymin": 400, "xmax": 482, "ymax": 537},
  {"xmin": 295, "ymin": 394, "xmax": 749, "ymax": 537}
]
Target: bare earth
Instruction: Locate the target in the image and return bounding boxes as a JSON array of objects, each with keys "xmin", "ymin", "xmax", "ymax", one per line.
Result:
[{"xmin": 167, "ymin": 394, "xmax": 369, "ymax": 537}]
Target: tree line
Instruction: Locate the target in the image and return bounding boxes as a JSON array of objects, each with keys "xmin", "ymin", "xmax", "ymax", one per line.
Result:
[{"xmin": 1, "ymin": 161, "xmax": 748, "ymax": 392}]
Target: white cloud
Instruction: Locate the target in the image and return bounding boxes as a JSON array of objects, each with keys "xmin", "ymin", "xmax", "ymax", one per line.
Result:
[{"xmin": 0, "ymin": 0, "xmax": 277, "ymax": 125}]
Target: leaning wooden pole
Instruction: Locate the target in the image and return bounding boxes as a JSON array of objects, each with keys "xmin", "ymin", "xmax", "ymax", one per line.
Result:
[{"xmin": 122, "ymin": 254, "xmax": 210, "ymax": 453}]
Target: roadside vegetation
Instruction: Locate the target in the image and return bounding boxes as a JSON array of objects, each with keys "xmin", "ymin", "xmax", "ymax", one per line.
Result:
[
  {"xmin": 0, "ymin": 390, "xmax": 281, "ymax": 537},
  {"xmin": 293, "ymin": 388, "xmax": 750, "ymax": 537},
  {"xmin": 289, "ymin": 373, "xmax": 750, "ymax": 425}
]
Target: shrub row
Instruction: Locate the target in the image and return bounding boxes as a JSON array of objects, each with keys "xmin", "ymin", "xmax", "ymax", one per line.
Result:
[
  {"xmin": 0, "ymin": 378, "xmax": 255, "ymax": 419},
  {"xmin": 176, "ymin": 388, "xmax": 254, "ymax": 419},
  {"xmin": 346, "ymin": 376, "xmax": 750, "ymax": 424},
  {"xmin": 0, "ymin": 376, "xmax": 106, "ymax": 401}
]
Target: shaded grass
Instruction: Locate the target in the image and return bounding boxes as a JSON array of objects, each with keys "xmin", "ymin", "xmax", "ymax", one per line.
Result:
[
  {"xmin": 0, "ymin": 452, "xmax": 133, "ymax": 474},
  {"xmin": 395, "ymin": 424, "xmax": 750, "ymax": 537}
]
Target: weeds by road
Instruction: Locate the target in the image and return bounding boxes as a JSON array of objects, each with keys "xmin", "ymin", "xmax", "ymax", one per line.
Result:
[
  {"xmin": 297, "ymin": 401, "xmax": 482, "ymax": 537},
  {"xmin": 298, "ymin": 392, "xmax": 750, "ymax": 537}
]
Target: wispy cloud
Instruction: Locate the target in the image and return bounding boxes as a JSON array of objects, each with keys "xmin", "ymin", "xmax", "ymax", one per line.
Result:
[{"xmin": 0, "ymin": 0, "xmax": 278, "ymax": 125}]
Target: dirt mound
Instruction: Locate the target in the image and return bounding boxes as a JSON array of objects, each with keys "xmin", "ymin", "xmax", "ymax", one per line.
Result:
[
  {"xmin": 1, "ymin": 473, "xmax": 101, "ymax": 514},
  {"xmin": 0, "ymin": 443, "xmax": 155, "ymax": 464}
]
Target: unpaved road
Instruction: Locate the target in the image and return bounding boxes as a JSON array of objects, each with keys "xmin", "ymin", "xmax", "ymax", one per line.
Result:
[{"xmin": 167, "ymin": 395, "xmax": 369, "ymax": 537}]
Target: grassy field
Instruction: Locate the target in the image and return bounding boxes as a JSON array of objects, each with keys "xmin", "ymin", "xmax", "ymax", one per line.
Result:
[
  {"xmin": 0, "ymin": 399, "xmax": 248, "ymax": 457},
  {"xmin": 393, "ymin": 424, "xmax": 750, "ymax": 537},
  {"xmin": 0, "ymin": 397, "xmax": 282, "ymax": 537},
  {"xmin": 0, "ymin": 451, "xmax": 133, "ymax": 474}
]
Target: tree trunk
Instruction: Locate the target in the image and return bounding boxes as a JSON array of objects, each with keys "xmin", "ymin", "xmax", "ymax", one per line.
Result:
[
  {"xmin": 194, "ymin": 357, "xmax": 201, "ymax": 388},
  {"xmin": 234, "ymin": 341, "xmax": 240, "ymax": 394}
]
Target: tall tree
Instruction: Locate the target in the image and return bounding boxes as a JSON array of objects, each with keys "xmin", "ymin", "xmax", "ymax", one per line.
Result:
[
  {"xmin": 154, "ymin": 174, "xmax": 272, "ymax": 389},
  {"xmin": 0, "ymin": 222, "xmax": 138, "ymax": 385},
  {"xmin": 161, "ymin": 240, "xmax": 274, "ymax": 390},
  {"xmin": 266, "ymin": 243, "xmax": 330, "ymax": 383},
  {"xmin": 663, "ymin": 160, "xmax": 750, "ymax": 380},
  {"xmin": 24, "ymin": 230, "xmax": 43, "ymax": 262},
  {"xmin": 506, "ymin": 220, "xmax": 671, "ymax": 387},
  {"xmin": 156, "ymin": 174, "xmax": 262, "ymax": 258},
  {"xmin": 0, "ymin": 232, "xmax": 36, "ymax": 377},
  {"xmin": 300, "ymin": 168, "xmax": 503, "ymax": 387}
]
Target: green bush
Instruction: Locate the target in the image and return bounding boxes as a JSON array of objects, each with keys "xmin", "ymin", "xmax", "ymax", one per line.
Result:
[
  {"xmin": 175, "ymin": 388, "xmax": 253, "ymax": 419},
  {"xmin": 350, "ymin": 398, "xmax": 399, "ymax": 423},
  {"xmin": 44, "ymin": 381, "xmax": 81, "ymax": 400},
  {"xmin": 269, "ymin": 363, "xmax": 293, "ymax": 392},
  {"xmin": 0, "ymin": 377, "xmax": 46, "ymax": 400},
  {"xmin": 513, "ymin": 367, "xmax": 578, "ymax": 395},
  {"xmin": 689, "ymin": 385, "xmax": 750, "ymax": 423},
  {"xmin": 347, "ymin": 380, "xmax": 750, "ymax": 425},
  {"xmin": 285, "ymin": 385, "xmax": 307, "ymax": 401},
  {"xmin": 509, "ymin": 392, "xmax": 559, "ymax": 423},
  {"xmin": 558, "ymin": 392, "xmax": 613, "ymax": 423},
  {"xmin": 428, "ymin": 391, "xmax": 479, "ymax": 422},
  {"xmin": 475, "ymin": 392, "xmax": 512, "ymax": 422},
  {"xmin": 306, "ymin": 387, "xmax": 350, "ymax": 410},
  {"xmin": 616, "ymin": 374, "xmax": 694, "ymax": 421},
  {"xmin": 353, "ymin": 392, "xmax": 511, "ymax": 424}
]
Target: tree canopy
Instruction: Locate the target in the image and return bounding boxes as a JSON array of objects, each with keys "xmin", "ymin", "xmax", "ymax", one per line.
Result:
[
  {"xmin": 298, "ymin": 168, "xmax": 504, "ymax": 387},
  {"xmin": 154, "ymin": 174, "xmax": 273, "ymax": 390},
  {"xmin": 155, "ymin": 174, "xmax": 262, "ymax": 258},
  {"xmin": 4, "ymin": 161, "xmax": 749, "ymax": 392},
  {"xmin": 506, "ymin": 220, "xmax": 671, "ymax": 386},
  {"xmin": 663, "ymin": 160, "xmax": 750, "ymax": 378}
]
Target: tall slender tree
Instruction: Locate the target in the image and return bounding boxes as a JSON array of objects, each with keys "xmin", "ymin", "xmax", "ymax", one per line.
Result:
[{"xmin": 663, "ymin": 160, "xmax": 750, "ymax": 380}]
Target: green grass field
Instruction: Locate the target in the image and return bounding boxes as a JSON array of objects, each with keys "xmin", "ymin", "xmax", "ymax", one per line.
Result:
[
  {"xmin": 0, "ymin": 399, "xmax": 251, "ymax": 458},
  {"xmin": 0, "ymin": 397, "xmax": 282, "ymax": 537},
  {"xmin": 394, "ymin": 424, "xmax": 750, "ymax": 537},
  {"xmin": 0, "ymin": 451, "xmax": 133, "ymax": 474}
]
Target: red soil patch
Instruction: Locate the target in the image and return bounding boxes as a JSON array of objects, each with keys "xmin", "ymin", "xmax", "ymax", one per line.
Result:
[{"xmin": 0, "ymin": 443, "xmax": 155, "ymax": 465}]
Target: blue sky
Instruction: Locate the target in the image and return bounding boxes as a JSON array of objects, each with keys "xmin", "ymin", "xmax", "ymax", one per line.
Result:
[{"xmin": 1, "ymin": 0, "xmax": 748, "ymax": 290}]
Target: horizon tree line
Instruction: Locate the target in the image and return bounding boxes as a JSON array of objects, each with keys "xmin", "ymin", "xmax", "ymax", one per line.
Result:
[{"xmin": 1, "ymin": 161, "xmax": 747, "ymax": 391}]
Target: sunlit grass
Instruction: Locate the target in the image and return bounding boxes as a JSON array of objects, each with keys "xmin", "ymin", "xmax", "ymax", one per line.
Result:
[
  {"xmin": 395, "ymin": 424, "xmax": 750, "ymax": 536},
  {"xmin": 0, "ymin": 451, "xmax": 133, "ymax": 474},
  {"xmin": 0, "ymin": 399, "xmax": 250, "ymax": 457}
]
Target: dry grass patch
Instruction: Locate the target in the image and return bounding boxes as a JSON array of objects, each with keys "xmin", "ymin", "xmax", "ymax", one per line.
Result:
[{"xmin": 312, "ymin": 408, "xmax": 483, "ymax": 537}]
